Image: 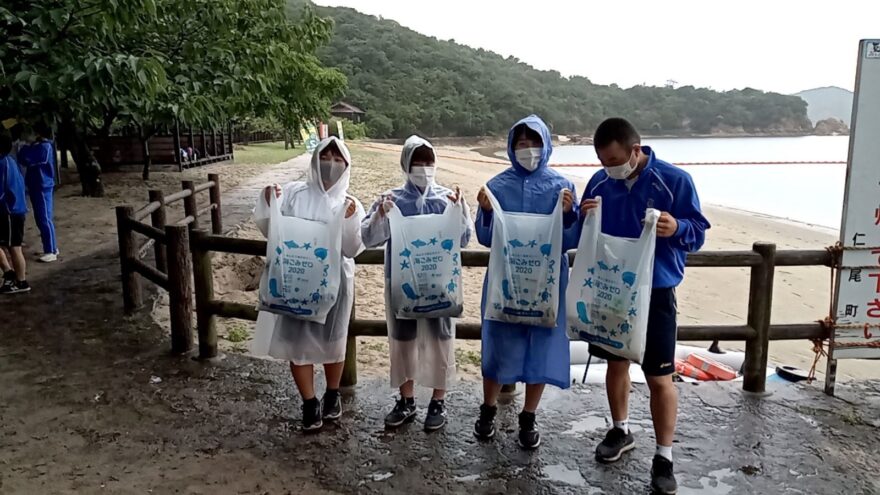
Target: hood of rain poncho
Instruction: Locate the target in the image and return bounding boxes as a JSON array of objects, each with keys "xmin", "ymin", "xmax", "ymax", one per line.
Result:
[
  {"xmin": 507, "ymin": 114, "xmax": 553, "ymax": 175},
  {"xmin": 399, "ymin": 134, "xmax": 448, "ymax": 213},
  {"xmin": 308, "ymin": 136, "xmax": 352, "ymax": 206}
]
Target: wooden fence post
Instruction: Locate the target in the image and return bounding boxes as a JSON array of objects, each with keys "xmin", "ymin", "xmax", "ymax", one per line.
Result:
[
  {"xmin": 208, "ymin": 173, "xmax": 222, "ymax": 235},
  {"xmin": 148, "ymin": 190, "xmax": 168, "ymax": 273},
  {"xmin": 200, "ymin": 129, "xmax": 207, "ymax": 159},
  {"xmin": 173, "ymin": 121, "xmax": 182, "ymax": 172},
  {"xmin": 212, "ymin": 128, "xmax": 218, "ymax": 157},
  {"xmin": 743, "ymin": 242, "xmax": 776, "ymax": 394},
  {"xmin": 190, "ymin": 229, "xmax": 218, "ymax": 359},
  {"xmin": 115, "ymin": 206, "xmax": 142, "ymax": 313},
  {"xmin": 166, "ymin": 225, "xmax": 193, "ymax": 355},
  {"xmin": 341, "ymin": 296, "xmax": 358, "ymax": 389},
  {"xmin": 181, "ymin": 180, "xmax": 200, "ymax": 230},
  {"xmin": 219, "ymin": 126, "xmax": 226, "ymax": 157},
  {"xmin": 228, "ymin": 122, "xmax": 234, "ymax": 159}
]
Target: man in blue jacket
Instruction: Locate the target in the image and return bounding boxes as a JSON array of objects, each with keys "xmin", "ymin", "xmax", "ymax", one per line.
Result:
[
  {"xmin": 0, "ymin": 134, "xmax": 31, "ymax": 294},
  {"xmin": 18, "ymin": 123, "xmax": 58, "ymax": 262},
  {"xmin": 580, "ymin": 118, "xmax": 709, "ymax": 494}
]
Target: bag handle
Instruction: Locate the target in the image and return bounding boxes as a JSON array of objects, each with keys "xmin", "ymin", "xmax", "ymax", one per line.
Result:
[
  {"xmin": 482, "ymin": 186, "xmax": 504, "ymax": 215},
  {"xmin": 552, "ymin": 187, "xmax": 567, "ymax": 217},
  {"xmin": 638, "ymin": 208, "xmax": 661, "ymax": 242}
]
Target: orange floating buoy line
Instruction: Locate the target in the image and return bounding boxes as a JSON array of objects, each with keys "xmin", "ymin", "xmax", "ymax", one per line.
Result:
[{"xmin": 551, "ymin": 160, "xmax": 847, "ymax": 168}]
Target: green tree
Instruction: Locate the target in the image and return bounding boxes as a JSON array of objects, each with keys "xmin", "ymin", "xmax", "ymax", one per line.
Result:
[
  {"xmin": 1, "ymin": 0, "xmax": 344, "ymax": 194},
  {"xmin": 314, "ymin": 4, "xmax": 812, "ymax": 139}
]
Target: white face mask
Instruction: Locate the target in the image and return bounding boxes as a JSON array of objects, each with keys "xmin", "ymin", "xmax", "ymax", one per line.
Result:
[
  {"xmin": 515, "ymin": 147, "xmax": 542, "ymax": 172},
  {"xmin": 409, "ymin": 165, "xmax": 436, "ymax": 189},
  {"xmin": 604, "ymin": 152, "xmax": 637, "ymax": 180},
  {"xmin": 319, "ymin": 158, "xmax": 346, "ymax": 187}
]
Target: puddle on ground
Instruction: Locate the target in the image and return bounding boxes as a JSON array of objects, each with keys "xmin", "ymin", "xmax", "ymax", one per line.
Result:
[
  {"xmin": 453, "ymin": 474, "xmax": 481, "ymax": 482},
  {"xmin": 679, "ymin": 468, "xmax": 735, "ymax": 494},
  {"xmin": 542, "ymin": 464, "xmax": 587, "ymax": 487},
  {"xmin": 563, "ymin": 415, "xmax": 608, "ymax": 435},
  {"xmin": 366, "ymin": 472, "xmax": 393, "ymax": 482}
]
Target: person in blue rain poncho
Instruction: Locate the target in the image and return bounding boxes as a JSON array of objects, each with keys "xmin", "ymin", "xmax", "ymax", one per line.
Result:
[
  {"xmin": 362, "ymin": 135, "xmax": 473, "ymax": 432},
  {"xmin": 472, "ymin": 115, "xmax": 579, "ymax": 450},
  {"xmin": 17, "ymin": 123, "xmax": 58, "ymax": 263}
]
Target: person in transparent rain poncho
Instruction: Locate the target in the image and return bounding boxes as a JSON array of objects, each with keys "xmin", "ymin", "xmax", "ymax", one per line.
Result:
[
  {"xmin": 252, "ymin": 137, "xmax": 365, "ymax": 433},
  {"xmin": 361, "ymin": 136, "xmax": 473, "ymax": 431}
]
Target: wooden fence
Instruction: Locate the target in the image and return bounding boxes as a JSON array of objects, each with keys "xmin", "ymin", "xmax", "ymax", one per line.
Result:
[
  {"xmin": 115, "ymin": 175, "xmax": 223, "ymax": 354},
  {"xmin": 89, "ymin": 125, "xmax": 234, "ymax": 171},
  {"xmin": 116, "ymin": 184, "xmax": 834, "ymax": 394}
]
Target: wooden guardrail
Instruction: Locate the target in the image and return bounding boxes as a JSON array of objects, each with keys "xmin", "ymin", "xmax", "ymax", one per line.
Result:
[
  {"xmin": 115, "ymin": 174, "xmax": 223, "ymax": 354},
  {"xmin": 183, "ymin": 232, "xmax": 833, "ymax": 394},
  {"xmin": 116, "ymin": 180, "xmax": 835, "ymax": 394}
]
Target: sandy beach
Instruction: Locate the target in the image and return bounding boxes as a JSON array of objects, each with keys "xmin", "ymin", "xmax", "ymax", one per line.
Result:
[
  {"xmin": 188, "ymin": 141, "xmax": 877, "ymax": 383},
  {"xmin": 33, "ymin": 140, "xmax": 876, "ymax": 384}
]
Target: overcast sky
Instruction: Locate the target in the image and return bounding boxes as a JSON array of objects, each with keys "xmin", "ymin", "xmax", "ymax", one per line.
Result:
[{"xmin": 314, "ymin": 0, "xmax": 877, "ymax": 94}]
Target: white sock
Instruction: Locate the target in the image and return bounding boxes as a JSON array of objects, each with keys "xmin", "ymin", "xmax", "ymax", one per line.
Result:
[
  {"xmin": 613, "ymin": 418, "xmax": 629, "ymax": 433},
  {"xmin": 656, "ymin": 444, "xmax": 673, "ymax": 461}
]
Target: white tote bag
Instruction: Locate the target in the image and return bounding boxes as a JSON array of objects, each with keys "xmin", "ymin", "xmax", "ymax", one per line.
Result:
[
  {"xmin": 258, "ymin": 194, "xmax": 343, "ymax": 324},
  {"xmin": 566, "ymin": 197, "xmax": 659, "ymax": 363},
  {"xmin": 387, "ymin": 200, "xmax": 464, "ymax": 319},
  {"xmin": 483, "ymin": 188, "xmax": 564, "ymax": 328}
]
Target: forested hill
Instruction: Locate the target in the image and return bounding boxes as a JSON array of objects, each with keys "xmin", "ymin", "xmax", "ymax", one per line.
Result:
[{"xmin": 306, "ymin": 4, "xmax": 812, "ymax": 138}]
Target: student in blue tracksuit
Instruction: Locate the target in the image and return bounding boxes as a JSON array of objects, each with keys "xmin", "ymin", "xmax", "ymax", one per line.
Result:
[
  {"xmin": 580, "ymin": 118, "xmax": 709, "ymax": 495},
  {"xmin": 472, "ymin": 115, "xmax": 579, "ymax": 450},
  {"xmin": 18, "ymin": 123, "xmax": 58, "ymax": 262},
  {"xmin": 0, "ymin": 134, "xmax": 31, "ymax": 294}
]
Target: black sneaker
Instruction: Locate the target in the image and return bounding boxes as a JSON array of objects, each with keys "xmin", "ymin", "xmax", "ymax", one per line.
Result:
[
  {"xmin": 0, "ymin": 280, "xmax": 30, "ymax": 295},
  {"xmin": 473, "ymin": 404, "xmax": 497, "ymax": 439},
  {"xmin": 301, "ymin": 397, "xmax": 323, "ymax": 432},
  {"xmin": 517, "ymin": 411, "xmax": 541, "ymax": 450},
  {"xmin": 322, "ymin": 390, "xmax": 342, "ymax": 421},
  {"xmin": 650, "ymin": 455, "xmax": 677, "ymax": 494},
  {"xmin": 2, "ymin": 270, "xmax": 14, "ymax": 285},
  {"xmin": 384, "ymin": 397, "xmax": 417, "ymax": 428},
  {"xmin": 424, "ymin": 399, "xmax": 447, "ymax": 431},
  {"xmin": 595, "ymin": 427, "xmax": 635, "ymax": 463}
]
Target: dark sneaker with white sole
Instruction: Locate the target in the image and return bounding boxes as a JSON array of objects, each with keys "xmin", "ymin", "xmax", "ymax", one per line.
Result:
[
  {"xmin": 301, "ymin": 397, "xmax": 323, "ymax": 432},
  {"xmin": 322, "ymin": 390, "xmax": 342, "ymax": 421},
  {"xmin": 424, "ymin": 399, "xmax": 447, "ymax": 431},
  {"xmin": 0, "ymin": 280, "xmax": 30, "ymax": 295},
  {"xmin": 650, "ymin": 455, "xmax": 678, "ymax": 494},
  {"xmin": 517, "ymin": 411, "xmax": 541, "ymax": 449},
  {"xmin": 384, "ymin": 397, "xmax": 417, "ymax": 428},
  {"xmin": 473, "ymin": 404, "xmax": 497, "ymax": 440},
  {"xmin": 595, "ymin": 427, "xmax": 635, "ymax": 463}
]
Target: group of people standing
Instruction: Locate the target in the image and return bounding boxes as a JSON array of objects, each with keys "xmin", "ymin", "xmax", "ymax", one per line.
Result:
[
  {"xmin": 0, "ymin": 123, "xmax": 60, "ymax": 295},
  {"xmin": 254, "ymin": 115, "xmax": 709, "ymax": 494}
]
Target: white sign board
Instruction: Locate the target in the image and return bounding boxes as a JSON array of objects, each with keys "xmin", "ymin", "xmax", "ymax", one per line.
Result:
[{"xmin": 833, "ymin": 39, "xmax": 880, "ymax": 360}]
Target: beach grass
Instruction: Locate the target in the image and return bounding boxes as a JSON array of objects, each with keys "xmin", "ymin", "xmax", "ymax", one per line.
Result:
[{"xmin": 233, "ymin": 141, "xmax": 307, "ymax": 165}]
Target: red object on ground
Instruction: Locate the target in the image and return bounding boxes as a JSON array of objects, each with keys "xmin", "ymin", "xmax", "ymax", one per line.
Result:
[
  {"xmin": 686, "ymin": 354, "xmax": 738, "ymax": 381},
  {"xmin": 675, "ymin": 359, "xmax": 713, "ymax": 380}
]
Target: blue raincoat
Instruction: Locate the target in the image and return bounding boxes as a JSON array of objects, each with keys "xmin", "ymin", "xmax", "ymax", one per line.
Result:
[
  {"xmin": 362, "ymin": 135, "xmax": 473, "ymax": 390},
  {"xmin": 476, "ymin": 115, "xmax": 580, "ymax": 389}
]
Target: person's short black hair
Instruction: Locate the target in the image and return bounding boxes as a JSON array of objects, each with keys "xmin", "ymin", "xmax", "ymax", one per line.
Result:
[
  {"xmin": 0, "ymin": 133, "xmax": 11, "ymax": 155},
  {"xmin": 594, "ymin": 118, "xmax": 641, "ymax": 149},
  {"xmin": 513, "ymin": 124, "xmax": 542, "ymax": 144},
  {"xmin": 410, "ymin": 145, "xmax": 434, "ymax": 164}
]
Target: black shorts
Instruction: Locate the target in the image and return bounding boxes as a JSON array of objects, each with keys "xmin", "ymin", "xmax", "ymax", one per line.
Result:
[
  {"xmin": 0, "ymin": 212, "xmax": 25, "ymax": 247},
  {"xmin": 589, "ymin": 287, "xmax": 678, "ymax": 377}
]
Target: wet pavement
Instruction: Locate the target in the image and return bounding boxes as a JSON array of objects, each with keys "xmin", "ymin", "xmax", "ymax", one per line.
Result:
[{"xmin": 2, "ymin": 154, "xmax": 879, "ymax": 494}]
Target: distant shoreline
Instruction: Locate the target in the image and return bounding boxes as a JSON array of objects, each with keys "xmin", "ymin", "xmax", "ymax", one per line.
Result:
[{"xmin": 370, "ymin": 131, "xmax": 847, "ymax": 151}]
